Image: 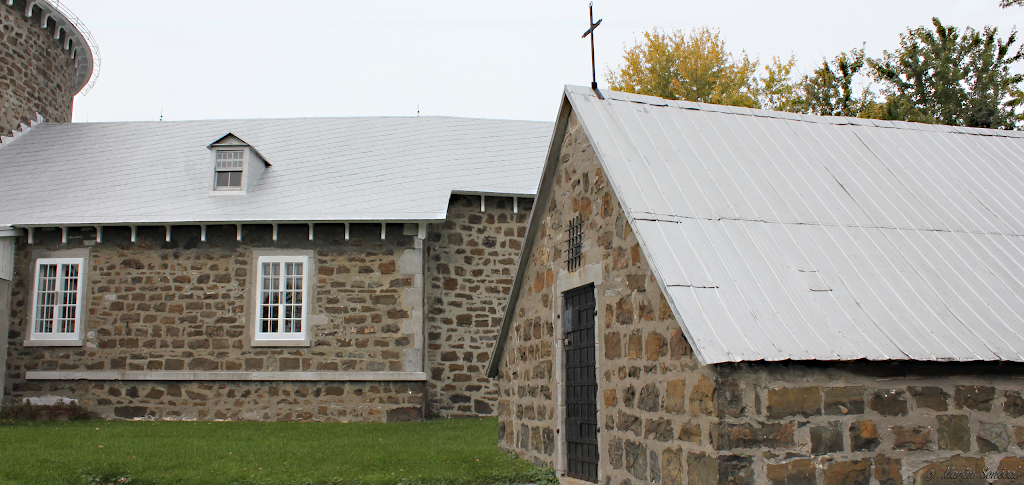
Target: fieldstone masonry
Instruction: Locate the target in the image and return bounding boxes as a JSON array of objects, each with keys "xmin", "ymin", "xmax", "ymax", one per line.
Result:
[
  {"xmin": 497, "ymin": 108, "xmax": 1024, "ymax": 484},
  {"xmin": 4, "ymin": 193, "xmax": 533, "ymax": 421},
  {"xmin": 425, "ymin": 194, "xmax": 532, "ymax": 417},
  {"xmin": 5, "ymin": 223, "xmax": 427, "ymax": 421},
  {"xmin": 1, "ymin": 1, "xmax": 78, "ymax": 137}
]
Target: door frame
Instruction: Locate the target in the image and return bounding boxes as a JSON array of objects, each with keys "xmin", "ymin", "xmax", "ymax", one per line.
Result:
[
  {"xmin": 553, "ymin": 263, "xmax": 603, "ymax": 483},
  {"xmin": 562, "ymin": 283, "xmax": 598, "ymax": 482}
]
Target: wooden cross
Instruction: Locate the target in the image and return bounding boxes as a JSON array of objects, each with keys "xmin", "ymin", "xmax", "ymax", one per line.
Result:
[{"xmin": 581, "ymin": 2, "xmax": 603, "ymax": 90}]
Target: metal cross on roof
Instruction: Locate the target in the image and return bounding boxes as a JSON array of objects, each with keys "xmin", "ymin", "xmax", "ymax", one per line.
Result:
[{"xmin": 581, "ymin": 2, "xmax": 602, "ymax": 91}]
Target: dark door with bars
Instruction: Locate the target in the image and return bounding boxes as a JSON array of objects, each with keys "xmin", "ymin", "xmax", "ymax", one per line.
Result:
[{"xmin": 564, "ymin": 284, "xmax": 598, "ymax": 482}]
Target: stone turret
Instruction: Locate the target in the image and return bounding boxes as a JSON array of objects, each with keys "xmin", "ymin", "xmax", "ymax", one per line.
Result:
[{"xmin": 0, "ymin": 0, "xmax": 98, "ymax": 138}]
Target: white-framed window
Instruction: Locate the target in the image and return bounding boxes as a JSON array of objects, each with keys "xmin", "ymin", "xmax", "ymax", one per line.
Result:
[
  {"xmin": 254, "ymin": 255, "xmax": 309, "ymax": 341},
  {"xmin": 29, "ymin": 258, "xmax": 85, "ymax": 341},
  {"xmin": 214, "ymin": 149, "xmax": 244, "ymax": 190}
]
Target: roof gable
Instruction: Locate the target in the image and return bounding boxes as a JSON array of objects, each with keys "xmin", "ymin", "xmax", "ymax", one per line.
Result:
[
  {"xmin": 209, "ymin": 133, "xmax": 248, "ymax": 147},
  {"xmin": 209, "ymin": 132, "xmax": 271, "ymax": 168},
  {"xmin": 491, "ymin": 85, "xmax": 1024, "ymax": 373}
]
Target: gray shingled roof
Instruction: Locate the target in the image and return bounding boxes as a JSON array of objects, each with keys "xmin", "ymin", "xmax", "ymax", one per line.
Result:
[
  {"xmin": 491, "ymin": 85, "xmax": 1024, "ymax": 373},
  {"xmin": 0, "ymin": 116, "xmax": 553, "ymax": 226}
]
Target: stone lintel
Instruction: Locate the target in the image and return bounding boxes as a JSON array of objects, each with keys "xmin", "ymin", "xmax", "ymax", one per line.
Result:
[{"xmin": 26, "ymin": 371, "xmax": 428, "ymax": 381}]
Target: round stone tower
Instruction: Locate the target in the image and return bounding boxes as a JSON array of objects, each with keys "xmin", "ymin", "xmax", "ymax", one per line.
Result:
[{"xmin": 0, "ymin": 0, "xmax": 99, "ymax": 137}]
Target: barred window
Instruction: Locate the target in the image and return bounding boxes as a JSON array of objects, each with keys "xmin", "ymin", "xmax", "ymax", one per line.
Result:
[
  {"xmin": 30, "ymin": 258, "xmax": 84, "ymax": 341},
  {"xmin": 566, "ymin": 215, "xmax": 584, "ymax": 271},
  {"xmin": 214, "ymin": 150, "xmax": 244, "ymax": 189},
  {"xmin": 255, "ymin": 255, "xmax": 308, "ymax": 340}
]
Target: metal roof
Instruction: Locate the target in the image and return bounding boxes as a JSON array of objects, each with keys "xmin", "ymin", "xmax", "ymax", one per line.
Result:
[
  {"xmin": 490, "ymin": 85, "xmax": 1024, "ymax": 373},
  {"xmin": 0, "ymin": 116, "xmax": 552, "ymax": 226}
]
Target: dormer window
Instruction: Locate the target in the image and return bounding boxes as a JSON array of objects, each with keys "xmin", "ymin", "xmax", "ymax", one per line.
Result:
[
  {"xmin": 208, "ymin": 133, "xmax": 270, "ymax": 194},
  {"xmin": 215, "ymin": 150, "xmax": 245, "ymax": 189}
]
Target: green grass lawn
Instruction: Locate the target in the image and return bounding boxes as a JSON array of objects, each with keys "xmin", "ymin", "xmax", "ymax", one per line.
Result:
[{"xmin": 0, "ymin": 417, "xmax": 551, "ymax": 485}]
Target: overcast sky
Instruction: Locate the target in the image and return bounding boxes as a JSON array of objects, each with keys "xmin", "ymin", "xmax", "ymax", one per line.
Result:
[{"xmin": 64, "ymin": 0, "xmax": 1024, "ymax": 123}]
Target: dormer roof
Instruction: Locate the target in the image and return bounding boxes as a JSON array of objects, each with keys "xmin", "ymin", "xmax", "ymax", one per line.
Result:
[{"xmin": 208, "ymin": 133, "xmax": 271, "ymax": 166}]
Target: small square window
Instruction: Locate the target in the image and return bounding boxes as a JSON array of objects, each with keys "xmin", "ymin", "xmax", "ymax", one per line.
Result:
[{"xmin": 214, "ymin": 150, "xmax": 244, "ymax": 190}]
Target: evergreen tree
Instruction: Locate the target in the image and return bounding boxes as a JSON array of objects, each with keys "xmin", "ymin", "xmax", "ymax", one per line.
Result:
[
  {"xmin": 870, "ymin": 18, "xmax": 1024, "ymax": 129},
  {"xmin": 798, "ymin": 48, "xmax": 880, "ymax": 117}
]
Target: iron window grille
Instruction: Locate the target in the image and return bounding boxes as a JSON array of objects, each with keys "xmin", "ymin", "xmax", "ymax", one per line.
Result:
[{"xmin": 566, "ymin": 215, "xmax": 584, "ymax": 271}]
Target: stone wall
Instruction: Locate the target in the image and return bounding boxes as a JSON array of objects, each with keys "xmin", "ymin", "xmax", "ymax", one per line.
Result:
[
  {"xmin": 15, "ymin": 379, "xmax": 425, "ymax": 422},
  {"xmin": 0, "ymin": 1, "xmax": 78, "ymax": 137},
  {"xmin": 424, "ymin": 194, "xmax": 531, "ymax": 417},
  {"xmin": 5, "ymin": 223, "xmax": 427, "ymax": 422},
  {"xmin": 497, "ymin": 107, "xmax": 1024, "ymax": 484},
  {"xmin": 697, "ymin": 363, "xmax": 1024, "ymax": 485},
  {"xmin": 497, "ymin": 109, "xmax": 606, "ymax": 467}
]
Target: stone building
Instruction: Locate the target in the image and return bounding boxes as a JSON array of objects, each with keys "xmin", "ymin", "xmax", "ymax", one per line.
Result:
[
  {"xmin": 0, "ymin": 115, "xmax": 551, "ymax": 421},
  {"xmin": 0, "ymin": 0, "xmax": 98, "ymax": 416},
  {"xmin": 490, "ymin": 86, "xmax": 1024, "ymax": 484},
  {"xmin": 0, "ymin": 0, "xmax": 98, "ymax": 138}
]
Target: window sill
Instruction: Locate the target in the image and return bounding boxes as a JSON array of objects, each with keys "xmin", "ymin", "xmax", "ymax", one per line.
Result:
[
  {"xmin": 23, "ymin": 339, "xmax": 83, "ymax": 347},
  {"xmin": 251, "ymin": 339, "xmax": 311, "ymax": 347},
  {"xmin": 208, "ymin": 190, "xmax": 247, "ymax": 196}
]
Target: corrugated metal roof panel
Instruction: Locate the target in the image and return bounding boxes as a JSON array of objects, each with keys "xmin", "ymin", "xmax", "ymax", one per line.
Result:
[
  {"xmin": 0, "ymin": 116, "xmax": 552, "ymax": 226},
  {"xmin": 565, "ymin": 85, "xmax": 1024, "ymax": 364}
]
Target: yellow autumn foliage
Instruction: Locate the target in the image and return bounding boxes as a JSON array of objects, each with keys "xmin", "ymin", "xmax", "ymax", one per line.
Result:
[{"xmin": 607, "ymin": 27, "xmax": 799, "ymax": 111}]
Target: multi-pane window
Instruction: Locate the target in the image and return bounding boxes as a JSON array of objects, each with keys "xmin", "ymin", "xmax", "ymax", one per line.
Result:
[
  {"xmin": 214, "ymin": 150, "xmax": 244, "ymax": 189},
  {"xmin": 255, "ymin": 256, "xmax": 308, "ymax": 340},
  {"xmin": 30, "ymin": 258, "xmax": 84, "ymax": 341}
]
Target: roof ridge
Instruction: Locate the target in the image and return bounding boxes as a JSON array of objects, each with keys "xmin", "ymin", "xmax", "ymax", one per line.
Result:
[
  {"xmin": 58, "ymin": 115, "xmax": 556, "ymax": 126},
  {"xmin": 566, "ymin": 85, "xmax": 1020, "ymax": 138}
]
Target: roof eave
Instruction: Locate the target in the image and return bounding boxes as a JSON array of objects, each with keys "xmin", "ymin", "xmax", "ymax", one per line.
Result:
[{"xmin": 0, "ymin": 227, "xmax": 24, "ymax": 237}]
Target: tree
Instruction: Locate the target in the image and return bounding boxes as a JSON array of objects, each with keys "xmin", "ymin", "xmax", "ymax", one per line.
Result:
[
  {"xmin": 1001, "ymin": 0, "xmax": 1024, "ymax": 7},
  {"xmin": 606, "ymin": 28, "xmax": 682, "ymax": 100},
  {"xmin": 798, "ymin": 48, "xmax": 880, "ymax": 117},
  {"xmin": 869, "ymin": 18, "xmax": 1024, "ymax": 129},
  {"xmin": 606, "ymin": 19, "xmax": 1024, "ymax": 128},
  {"xmin": 606, "ymin": 27, "xmax": 797, "ymax": 109},
  {"xmin": 754, "ymin": 56, "xmax": 803, "ymax": 112}
]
